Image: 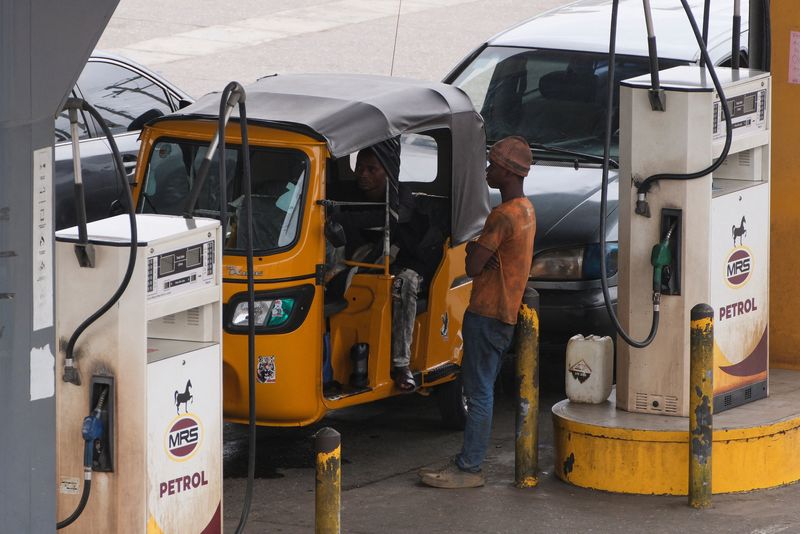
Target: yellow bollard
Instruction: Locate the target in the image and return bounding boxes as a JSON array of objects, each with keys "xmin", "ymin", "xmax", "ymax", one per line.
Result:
[
  {"xmin": 315, "ymin": 427, "xmax": 341, "ymax": 534},
  {"xmin": 514, "ymin": 285, "xmax": 540, "ymax": 488},
  {"xmin": 689, "ymin": 303, "xmax": 714, "ymax": 509}
]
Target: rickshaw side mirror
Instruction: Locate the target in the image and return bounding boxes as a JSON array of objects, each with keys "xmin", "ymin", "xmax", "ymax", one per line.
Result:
[{"xmin": 325, "ymin": 220, "xmax": 347, "ymax": 248}]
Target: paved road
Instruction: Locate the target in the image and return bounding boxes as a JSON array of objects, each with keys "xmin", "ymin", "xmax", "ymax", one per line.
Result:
[{"xmin": 98, "ymin": 0, "xmax": 565, "ymax": 97}]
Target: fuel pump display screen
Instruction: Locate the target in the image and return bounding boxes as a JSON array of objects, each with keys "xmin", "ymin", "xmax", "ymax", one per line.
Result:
[
  {"xmin": 743, "ymin": 94, "xmax": 756, "ymax": 114},
  {"xmin": 147, "ymin": 240, "xmax": 215, "ymax": 299},
  {"xmin": 159, "ymin": 254, "xmax": 175, "ymax": 276},
  {"xmin": 186, "ymin": 245, "xmax": 202, "ymax": 269}
]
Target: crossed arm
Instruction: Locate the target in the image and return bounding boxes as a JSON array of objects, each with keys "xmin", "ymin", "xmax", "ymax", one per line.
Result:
[{"xmin": 465, "ymin": 240, "xmax": 500, "ymax": 278}]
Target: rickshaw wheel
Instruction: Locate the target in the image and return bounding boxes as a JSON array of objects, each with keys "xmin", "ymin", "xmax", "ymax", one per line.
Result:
[{"xmin": 436, "ymin": 373, "xmax": 467, "ymax": 430}]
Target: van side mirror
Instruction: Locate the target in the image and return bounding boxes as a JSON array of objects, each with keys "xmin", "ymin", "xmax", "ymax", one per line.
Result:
[{"xmin": 325, "ymin": 220, "xmax": 347, "ymax": 248}]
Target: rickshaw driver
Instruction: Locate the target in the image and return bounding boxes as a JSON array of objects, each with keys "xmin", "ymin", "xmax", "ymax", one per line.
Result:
[
  {"xmin": 421, "ymin": 136, "xmax": 535, "ymax": 488},
  {"xmin": 328, "ymin": 138, "xmax": 434, "ymax": 393}
]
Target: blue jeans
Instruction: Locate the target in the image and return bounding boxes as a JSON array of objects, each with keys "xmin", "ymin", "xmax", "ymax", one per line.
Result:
[{"xmin": 456, "ymin": 311, "xmax": 515, "ymax": 473}]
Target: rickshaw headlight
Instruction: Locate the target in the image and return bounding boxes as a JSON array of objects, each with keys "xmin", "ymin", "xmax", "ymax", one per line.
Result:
[{"xmin": 231, "ymin": 298, "xmax": 295, "ymax": 327}]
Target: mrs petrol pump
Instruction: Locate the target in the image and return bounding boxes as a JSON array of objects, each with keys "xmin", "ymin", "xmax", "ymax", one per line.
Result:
[
  {"xmin": 54, "ymin": 214, "xmax": 223, "ymax": 532},
  {"xmin": 616, "ymin": 66, "xmax": 771, "ymax": 416}
]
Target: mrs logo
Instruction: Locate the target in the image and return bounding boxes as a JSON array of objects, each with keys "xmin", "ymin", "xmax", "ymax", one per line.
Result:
[
  {"xmin": 725, "ymin": 248, "xmax": 753, "ymax": 288},
  {"xmin": 166, "ymin": 416, "xmax": 201, "ymax": 461}
]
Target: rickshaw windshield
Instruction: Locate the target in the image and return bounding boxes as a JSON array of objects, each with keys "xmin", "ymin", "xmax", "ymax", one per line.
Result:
[{"xmin": 140, "ymin": 139, "xmax": 308, "ymax": 254}]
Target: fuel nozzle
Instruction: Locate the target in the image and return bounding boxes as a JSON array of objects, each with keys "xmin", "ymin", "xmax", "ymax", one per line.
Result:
[
  {"xmin": 81, "ymin": 387, "xmax": 108, "ymax": 468},
  {"xmin": 650, "ymin": 221, "xmax": 676, "ymax": 295}
]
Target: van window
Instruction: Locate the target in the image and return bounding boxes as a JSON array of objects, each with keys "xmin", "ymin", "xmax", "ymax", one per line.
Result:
[
  {"xmin": 140, "ymin": 140, "xmax": 308, "ymax": 254},
  {"xmin": 451, "ymin": 46, "xmax": 686, "ymax": 159}
]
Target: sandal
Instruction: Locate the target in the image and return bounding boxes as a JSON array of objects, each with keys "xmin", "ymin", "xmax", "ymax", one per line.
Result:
[{"xmin": 391, "ymin": 366, "xmax": 417, "ymax": 393}]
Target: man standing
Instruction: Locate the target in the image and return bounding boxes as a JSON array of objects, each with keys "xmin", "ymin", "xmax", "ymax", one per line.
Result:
[{"xmin": 421, "ymin": 136, "xmax": 535, "ymax": 488}]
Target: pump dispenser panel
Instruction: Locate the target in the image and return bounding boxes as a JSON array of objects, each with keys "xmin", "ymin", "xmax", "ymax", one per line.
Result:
[
  {"xmin": 617, "ymin": 67, "xmax": 771, "ymax": 417},
  {"xmin": 55, "ymin": 214, "xmax": 223, "ymax": 533}
]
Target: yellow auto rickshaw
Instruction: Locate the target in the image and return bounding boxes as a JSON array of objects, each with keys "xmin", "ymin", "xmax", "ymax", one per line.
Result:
[{"xmin": 132, "ymin": 73, "xmax": 489, "ymax": 427}]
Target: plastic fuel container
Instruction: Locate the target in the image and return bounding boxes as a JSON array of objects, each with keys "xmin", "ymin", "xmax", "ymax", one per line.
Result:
[{"xmin": 565, "ymin": 334, "xmax": 613, "ymax": 403}]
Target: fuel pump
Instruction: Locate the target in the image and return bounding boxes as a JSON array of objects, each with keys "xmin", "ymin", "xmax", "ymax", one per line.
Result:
[
  {"xmin": 54, "ymin": 99, "xmax": 224, "ymax": 531},
  {"xmin": 612, "ymin": 7, "xmax": 771, "ymax": 415}
]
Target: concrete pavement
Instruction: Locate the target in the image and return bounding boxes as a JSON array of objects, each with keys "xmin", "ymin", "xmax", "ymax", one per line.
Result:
[
  {"xmin": 221, "ymin": 392, "xmax": 800, "ymax": 533},
  {"xmin": 97, "ymin": 0, "xmax": 565, "ymax": 96}
]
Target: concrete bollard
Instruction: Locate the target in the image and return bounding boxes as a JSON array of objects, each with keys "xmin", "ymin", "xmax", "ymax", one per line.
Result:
[
  {"xmin": 514, "ymin": 285, "xmax": 540, "ymax": 488},
  {"xmin": 689, "ymin": 303, "xmax": 714, "ymax": 509},
  {"xmin": 315, "ymin": 427, "xmax": 341, "ymax": 533}
]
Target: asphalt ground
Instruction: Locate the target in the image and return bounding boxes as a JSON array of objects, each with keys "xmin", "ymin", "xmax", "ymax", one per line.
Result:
[
  {"xmin": 221, "ymin": 389, "xmax": 800, "ymax": 534},
  {"xmin": 96, "ymin": 2, "xmax": 800, "ymax": 532}
]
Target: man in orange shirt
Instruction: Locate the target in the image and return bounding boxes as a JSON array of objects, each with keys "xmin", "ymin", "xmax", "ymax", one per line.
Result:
[{"xmin": 421, "ymin": 136, "xmax": 535, "ymax": 488}]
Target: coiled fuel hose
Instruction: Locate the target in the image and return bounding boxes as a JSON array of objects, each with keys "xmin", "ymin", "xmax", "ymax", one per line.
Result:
[
  {"xmin": 182, "ymin": 81, "xmax": 261, "ymax": 534},
  {"xmin": 598, "ymin": 0, "xmax": 734, "ymax": 348},
  {"xmin": 57, "ymin": 98, "xmax": 137, "ymax": 528},
  {"xmin": 61, "ymin": 98, "xmax": 139, "ymax": 386}
]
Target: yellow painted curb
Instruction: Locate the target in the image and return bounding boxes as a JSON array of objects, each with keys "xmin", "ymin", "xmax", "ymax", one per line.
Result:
[{"xmin": 554, "ymin": 403, "xmax": 800, "ymax": 495}]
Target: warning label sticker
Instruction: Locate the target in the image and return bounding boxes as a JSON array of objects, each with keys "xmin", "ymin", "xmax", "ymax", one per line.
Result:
[
  {"xmin": 569, "ymin": 359, "xmax": 592, "ymax": 383},
  {"xmin": 59, "ymin": 477, "xmax": 80, "ymax": 495}
]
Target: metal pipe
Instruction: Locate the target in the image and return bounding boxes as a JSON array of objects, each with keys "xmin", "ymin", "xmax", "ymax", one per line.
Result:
[
  {"xmin": 732, "ymin": 0, "xmax": 742, "ymax": 70},
  {"xmin": 514, "ymin": 285, "xmax": 539, "ymax": 488},
  {"xmin": 315, "ymin": 427, "xmax": 341, "ymax": 533},
  {"xmin": 689, "ymin": 303, "xmax": 714, "ymax": 509},
  {"xmin": 701, "ymin": 0, "xmax": 711, "ymax": 68},
  {"xmin": 182, "ymin": 90, "xmax": 240, "ymax": 218},
  {"xmin": 642, "ymin": 0, "xmax": 665, "ymax": 111}
]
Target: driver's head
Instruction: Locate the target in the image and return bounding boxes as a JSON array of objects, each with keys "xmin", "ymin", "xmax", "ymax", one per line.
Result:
[{"xmin": 355, "ymin": 148, "xmax": 388, "ymax": 201}]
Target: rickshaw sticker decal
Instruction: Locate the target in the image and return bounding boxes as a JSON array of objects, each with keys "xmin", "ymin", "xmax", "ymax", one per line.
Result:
[
  {"xmin": 257, "ymin": 355, "xmax": 276, "ymax": 384},
  {"xmin": 440, "ymin": 312, "xmax": 449, "ymax": 339}
]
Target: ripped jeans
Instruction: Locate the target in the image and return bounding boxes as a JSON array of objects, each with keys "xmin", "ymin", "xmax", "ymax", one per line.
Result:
[{"xmin": 391, "ymin": 268, "xmax": 422, "ymax": 369}]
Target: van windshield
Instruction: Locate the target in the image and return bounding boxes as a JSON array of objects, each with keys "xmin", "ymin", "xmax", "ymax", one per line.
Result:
[
  {"xmin": 451, "ymin": 46, "xmax": 685, "ymax": 160},
  {"xmin": 140, "ymin": 140, "xmax": 308, "ymax": 254}
]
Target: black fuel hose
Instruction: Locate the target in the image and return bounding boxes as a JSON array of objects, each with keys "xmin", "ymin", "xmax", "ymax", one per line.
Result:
[
  {"xmin": 634, "ymin": 0, "xmax": 734, "ymax": 203},
  {"xmin": 232, "ymin": 93, "xmax": 259, "ymax": 534},
  {"xmin": 599, "ymin": 0, "xmax": 660, "ymax": 348},
  {"xmin": 164, "ymin": 81, "xmax": 259, "ymax": 532},
  {"xmin": 61, "ymin": 99, "xmax": 138, "ymax": 388}
]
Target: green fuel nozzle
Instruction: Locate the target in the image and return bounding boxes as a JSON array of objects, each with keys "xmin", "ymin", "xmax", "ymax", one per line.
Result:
[{"xmin": 650, "ymin": 222, "xmax": 676, "ymax": 293}]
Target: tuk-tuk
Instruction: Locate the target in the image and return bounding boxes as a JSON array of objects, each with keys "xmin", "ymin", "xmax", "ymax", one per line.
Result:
[{"xmin": 132, "ymin": 73, "xmax": 489, "ymax": 427}]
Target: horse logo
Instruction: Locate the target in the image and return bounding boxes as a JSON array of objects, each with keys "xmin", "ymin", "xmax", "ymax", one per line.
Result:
[
  {"xmin": 174, "ymin": 379, "xmax": 193, "ymax": 414},
  {"xmin": 732, "ymin": 216, "xmax": 747, "ymax": 246}
]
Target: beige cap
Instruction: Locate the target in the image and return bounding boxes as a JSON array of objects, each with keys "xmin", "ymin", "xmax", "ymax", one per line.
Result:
[{"xmin": 489, "ymin": 136, "xmax": 532, "ymax": 177}]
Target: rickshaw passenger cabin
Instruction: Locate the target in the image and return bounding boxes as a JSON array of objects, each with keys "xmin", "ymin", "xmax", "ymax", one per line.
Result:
[{"xmin": 133, "ymin": 73, "xmax": 490, "ymax": 427}]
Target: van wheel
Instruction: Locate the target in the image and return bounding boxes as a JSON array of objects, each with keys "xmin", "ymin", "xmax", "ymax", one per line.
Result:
[{"xmin": 436, "ymin": 373, "xmax": 467, "ymax": 430}]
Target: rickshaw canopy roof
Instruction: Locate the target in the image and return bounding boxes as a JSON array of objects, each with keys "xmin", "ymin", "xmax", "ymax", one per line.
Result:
[{"xmin": 154, "ymin": 73, "xmax": 490, "ymax": 244}]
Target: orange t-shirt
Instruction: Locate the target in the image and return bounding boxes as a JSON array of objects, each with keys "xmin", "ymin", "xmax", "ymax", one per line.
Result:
[{"xmin": 467, "ymin": 197, "xmax": 535, "ymax": 325}]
